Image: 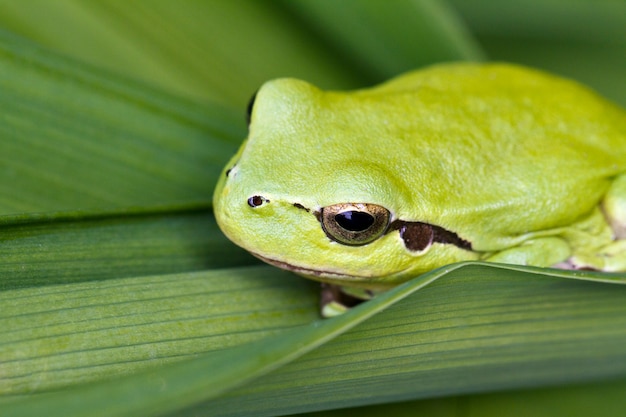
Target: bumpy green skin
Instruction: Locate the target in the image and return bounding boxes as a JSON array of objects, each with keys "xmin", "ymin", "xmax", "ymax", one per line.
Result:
[{"xmin": 213, "ymin": 63, "xmax": 626, "ymax": 290}]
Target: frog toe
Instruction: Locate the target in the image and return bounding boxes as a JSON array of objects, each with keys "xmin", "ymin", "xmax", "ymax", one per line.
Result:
[
  {"xmin": 603, "ymin": 174, "xmax": 626, "ymax": 239},
  {"xmin": 319, "ymin": 283, "xmax": 372, "ymax": 317},
  {"xmin": 485, "ymin": 237, "xmax": 571, "ymax": 267},
  {"xmin": 571, "ymin": 240, "xmax": 626, "ymax": 272}
]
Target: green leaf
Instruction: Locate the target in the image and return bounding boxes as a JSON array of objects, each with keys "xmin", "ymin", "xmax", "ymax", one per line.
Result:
[
  {"xmin": 0, "ymin": 267, "xmax": 318, "ymax": 398},
  {"xmin": 0, "ymin": 29, "xmax": 243, "ymax": 215},
  {"xmin": 300, "ymin": 378, "xmax": 626, "ymax": 417},
  {"xmin": 199, "ymin": 264, "xmax": 626, "ymax": 416},
  {"xmin": 0, "ymin": 0, "xmax": 363, "ymax": 107},
  {"xmin": 281, "ymin": 0, "xmax": 485, "ymax": 81},
  {"xmin": 448, "ymin": 0, "xmax": 626, "ymax": 105},
  {"xmin": 0, "ymin": 1, "xmax": 625, "ymax": 417},
  {"xmin": 0, "ymin": 209, "xmax": 258, "ymax": 290},
  {"xmin": 3, "ymin": 263, "xmax": 626, "ymax": 417}
]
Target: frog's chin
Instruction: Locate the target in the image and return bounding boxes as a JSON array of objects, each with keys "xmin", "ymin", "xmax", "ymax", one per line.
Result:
[
  {"xmin": 250, "ymin": 252, "xmax": 387, "ymax": 287},
  {"xmin": 252, "ymin": 253, "xmax": 353, "ymax": 279}
]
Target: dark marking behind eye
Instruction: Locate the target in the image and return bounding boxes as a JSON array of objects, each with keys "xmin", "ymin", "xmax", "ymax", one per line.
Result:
[
  {"xmin": 225, "ymin": 168, "xmax": 232, "ymax": 177},
  {"xmin": 389, "ymin": 220, "xmax": 472, "ymax": 252},
  {"xmin": 392, "ymin": 222, "xmax": 433, "ymax": 252}
]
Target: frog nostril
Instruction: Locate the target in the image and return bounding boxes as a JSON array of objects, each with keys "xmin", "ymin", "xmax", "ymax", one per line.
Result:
[{"xmin": 248, "ymin": 195, "xmax": 269, "ymax": 208}]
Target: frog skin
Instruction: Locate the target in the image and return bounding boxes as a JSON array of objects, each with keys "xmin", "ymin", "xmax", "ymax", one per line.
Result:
[{"xmin": 213, "ymin": 63, "xmax": 626, "ymax": 313}]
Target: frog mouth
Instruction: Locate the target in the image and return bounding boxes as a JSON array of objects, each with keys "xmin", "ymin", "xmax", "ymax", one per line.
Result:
[{"xmin": 251, "ymin": 252, "xmax": 365, "ymax": 280}]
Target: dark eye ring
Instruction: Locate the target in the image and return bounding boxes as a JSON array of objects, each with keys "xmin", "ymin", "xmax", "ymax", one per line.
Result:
[{"xmin": 320, "ymin": 203, "xmax": 390, "ymax": 246}]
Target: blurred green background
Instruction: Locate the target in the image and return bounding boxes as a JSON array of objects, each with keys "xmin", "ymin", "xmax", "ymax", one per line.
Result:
[
  {"xmin": 1, "ymin": 1, "xmax": 625, "ymax": 416},
  {"xmin": 0, "ymin": 0, "xmax": 623, "ymax": 109}
]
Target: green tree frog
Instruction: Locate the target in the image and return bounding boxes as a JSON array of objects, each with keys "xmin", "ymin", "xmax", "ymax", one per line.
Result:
[{"xmin": 213, "ymin": 63, "xmax": 626, "ymax": 316}]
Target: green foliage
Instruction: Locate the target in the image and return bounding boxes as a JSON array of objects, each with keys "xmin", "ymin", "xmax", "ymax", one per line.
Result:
[{"xmin": 0, "ymin": 1, "xmax": 625, "ymax": 416}]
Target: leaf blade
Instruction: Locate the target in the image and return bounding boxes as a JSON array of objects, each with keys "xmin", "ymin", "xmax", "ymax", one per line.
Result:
[
  {"xmin": 0, "ymin": 0, "xmax": 363, "ymax": 107},
  {"xmin": 0, "ymin": 208, "xmax": 258, "ymax": 290},
  {"xmin": 281, "ymin": 0, "xmax": 485, "ymax": 81},
  {"xmin": 0, "ymin": 29, "xmax": 243, "ymax": 215},
  {"xmin": 198, "ymin": 264, "xmax": 626, "ymax": 416},
  {"xmin": 449, "ymin": 0, "xmax": 626, "ymax": 105},
  {"xmin": 3, "ymin": 264, "xmax": 626, "ymax": 417},
  {"xmin": 0, "ymin": 266, "xmax": 319, "ymax": 397}
]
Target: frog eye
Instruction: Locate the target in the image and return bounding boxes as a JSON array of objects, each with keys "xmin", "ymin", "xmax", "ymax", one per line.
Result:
[{"xmin": 320, "ymin": 203, "xmax": 390, "ymax": 246}]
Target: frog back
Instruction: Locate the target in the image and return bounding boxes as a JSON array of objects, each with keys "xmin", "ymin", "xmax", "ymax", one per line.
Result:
[{"xmin": 356, "ymin": 64, "xmax": 626, "ymax": 250}]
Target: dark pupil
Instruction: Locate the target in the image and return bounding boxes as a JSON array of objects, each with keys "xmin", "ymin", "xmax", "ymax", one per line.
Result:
[{"xmin": 335, "ymin": 211, "xmax": 375, "ymax": 232}]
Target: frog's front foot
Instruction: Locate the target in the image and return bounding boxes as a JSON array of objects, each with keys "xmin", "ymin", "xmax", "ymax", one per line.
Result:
[
  {"xmin": 569, "ymin": 240, "xmax": 626, "ymax": 272},
  {"xmin": 320, "ymin": 283, "xmax": 375, "ymax": 317},
  {"xmin": 569, "ymin": 177, "xmax": 626, "ymax": 272}
]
